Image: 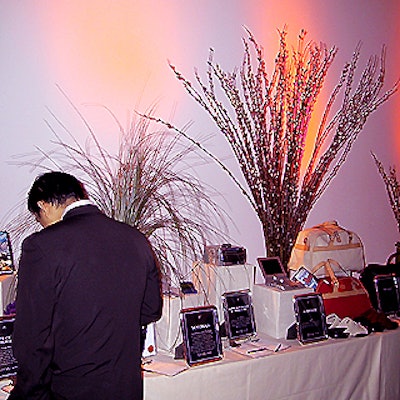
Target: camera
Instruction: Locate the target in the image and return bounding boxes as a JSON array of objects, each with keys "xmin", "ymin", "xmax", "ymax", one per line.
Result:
[{"xmin": 204, "ymin": 243, "xmax": 247, "ymax": 266}]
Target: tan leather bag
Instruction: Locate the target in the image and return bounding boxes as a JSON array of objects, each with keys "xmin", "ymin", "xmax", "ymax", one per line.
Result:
[{"xmin": 288, "ymin": 221, "xmax": 365, "ymax": 278}]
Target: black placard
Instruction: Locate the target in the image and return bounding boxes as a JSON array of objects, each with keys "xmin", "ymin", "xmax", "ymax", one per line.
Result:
[
  {"xmin": 374, "ymin": 274, "xmax": 400, "ymax": 315},
  {"xmin": 223, "ymin": 290, "xmax": 256, "ymax": 340},
  {"xmin": 294, "ymin": 293, "xmax": 328, "ymax": 344},
  {"xmin": 0, "ymin": 317, "xmax": 18, "ymax": 379},
  {"xmin": 180, "ymin": 306, "xmax": 223, "ymax": 366}
]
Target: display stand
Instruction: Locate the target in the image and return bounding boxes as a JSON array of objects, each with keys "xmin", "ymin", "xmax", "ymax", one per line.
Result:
[
  {"xmin": 156, "ymin": 292, "xmax": 205, "ymax": 353},
  {"xmin": 222, "ymin": 290, "xmax": 256, "ymax": 340},
  {"xmin": 192, "ymin": 262, "xmax": 255, "ymax": 322},
  {"xmin": 180, "ymin": 305, "xmax": 223, "ymax": 366},
  {"xmin": 253, "ymin": 283, "xmax": 312, "ymax": 339}
]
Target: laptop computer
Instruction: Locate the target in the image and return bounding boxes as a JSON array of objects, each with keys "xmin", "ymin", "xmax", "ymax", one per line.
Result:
[
  {"xmin": 257, "ymin": 257, "xmax": 304, "ymax": 290},
  {"xmin": 0, "ymin": 317, "xmax": 18, "ymax": 379}
]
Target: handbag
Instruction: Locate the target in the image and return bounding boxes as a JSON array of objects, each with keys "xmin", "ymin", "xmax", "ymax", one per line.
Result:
[
  {"xmin": 313, "ymin": 259, "xmax": 372, "ymax": 319},
  {"xmin": 288, "ymin": 221, "xmax": 365, "ymax": 278}
]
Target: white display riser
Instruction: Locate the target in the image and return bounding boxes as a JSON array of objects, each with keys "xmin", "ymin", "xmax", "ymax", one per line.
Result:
[
  {"xmin": 253, "ymin": 283, "xmax": 313, "ymax": 339},
  {"xmin": 192, "ymin": 262, "xmax": 256, "ymax": 322}
]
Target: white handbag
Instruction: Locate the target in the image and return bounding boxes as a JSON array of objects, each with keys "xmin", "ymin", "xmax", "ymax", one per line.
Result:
[{"xmin": 287, "ymin": 221, "xmax": 366, "ymax": 278}]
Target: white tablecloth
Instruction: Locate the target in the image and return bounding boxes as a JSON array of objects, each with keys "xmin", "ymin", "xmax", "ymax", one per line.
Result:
[
  {"xmin": 1, "ymin": 325, "xmax": 398, "ymax": 399},
  {"xmin": 144, "ymin": 325, "xmax": 400, "ymax": 400}
]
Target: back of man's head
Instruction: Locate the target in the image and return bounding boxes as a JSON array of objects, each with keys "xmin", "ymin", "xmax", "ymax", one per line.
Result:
[{"xmin": 28, "ymin": 171, "xmax": 89, "ymax": 214}]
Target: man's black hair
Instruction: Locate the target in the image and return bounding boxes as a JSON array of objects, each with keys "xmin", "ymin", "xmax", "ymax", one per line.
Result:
[{"xmin": 28, "ymin": 171, "xmax": 89, "ymax": 214}]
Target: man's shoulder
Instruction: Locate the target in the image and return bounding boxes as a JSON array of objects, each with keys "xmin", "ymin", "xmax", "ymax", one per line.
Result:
[{"xmin": 63, "ymin": 204, "xmax": 101, "ymax": 218}]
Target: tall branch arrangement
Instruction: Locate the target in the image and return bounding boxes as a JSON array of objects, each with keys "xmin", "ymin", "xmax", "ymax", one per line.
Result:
[
  {"xmin": 372, "ymin": 153, "xmax": 400, "ymax": 234},
  {"xmin": 5, "ymin": 98, "xmax": 229, "ymax": 285},
  {"xmin": 147, "ymin": 28, "xmax": 399, "ymax": 267}
]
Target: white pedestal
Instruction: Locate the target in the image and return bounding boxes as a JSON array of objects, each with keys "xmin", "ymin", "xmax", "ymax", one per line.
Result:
[
  {"xmin": 155, "ymin": 292, "xmax": 204, "ymax": 353},
  {"xmin": 253, "ymin": 284, "xmax": 312, "ymax": 339},
  {"xmin": 156, "ymin": 264, "xmax": 255, "ymax": 353},
  {"xmin": 192, "ymin": 262, "xmax": 255, "ymax": 322}
]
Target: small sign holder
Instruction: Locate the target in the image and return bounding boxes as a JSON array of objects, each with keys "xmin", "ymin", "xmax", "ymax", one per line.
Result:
[
  {"xmin": 294, "ymin": 293, "xmax": 328, "ymax": 344},
  {"xmin": 180, "ymin": 305, "xmax": 223, "ymax": 366},
  {"xmin": 222, "ymin": 290, "xmax": 256, "ymax": 341}
]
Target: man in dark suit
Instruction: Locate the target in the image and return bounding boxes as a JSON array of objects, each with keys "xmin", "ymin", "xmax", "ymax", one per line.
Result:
[{"xmin": 9, "ymin": 171, "xmax": 163, "ymax": 400}]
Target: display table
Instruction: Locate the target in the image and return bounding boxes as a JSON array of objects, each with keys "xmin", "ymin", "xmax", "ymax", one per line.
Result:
[
  {"xmin": 1, "ymin": 325, "xmax": 398, "ymax": 399},
  {"xmin": 143, "ymin": 324, "xmax": 400, "ymax": 400}
]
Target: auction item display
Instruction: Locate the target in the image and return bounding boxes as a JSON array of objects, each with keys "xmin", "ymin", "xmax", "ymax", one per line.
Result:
[
  {"xmin": 360, "ymin": 262, "xmax": 400, "ymax": 311},
  {"xmin": 292, "ymin": 267, "xmax": 318, "ymax": 289},
  {"xmin": 157, "ymin": 254, "xmax": 397, "ymax": 369},
  {"xmin": 288, "ymin": 221, "xmax": 365, "ymax": 278},
  {"xmin": 373, "ymin": 274, "xmax": 400, "ymax": 315},
  {"xmin": 257, "ymin": 256, "xmax": 305, "ymax": 290},
  {"xmin": 294, "ymin": 293, "xmax": 329, "ymax": 344},
  {"xmin": 252, "ymin": 284, "xmax": 312, "ymax": 339},
  {"xmin": 180, "ymin": 305, "xmax": 223, "ymax": 366},
  {"xmin": 203, "ymin": 244, "xmax": 247, "ymax": 266},
  {"xmin": 155, "ymin": 291, "xmax": 205, "ymax": 353},
  {"xmin": 192, "ymin": 261, "xmax": 255, "ymax": 322},
  {"xmin": 222, "ymin": 290, "xmax": 256, "ymax": 341},
  {"xmin": 313, "ymin": 259, "xmax": 372, "ymax": 319}
]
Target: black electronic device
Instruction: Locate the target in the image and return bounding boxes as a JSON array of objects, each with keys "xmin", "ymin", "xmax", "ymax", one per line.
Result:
[
  {"xmin": 204, "ymin": 244, "xmax": 247, "ymax": 266},
  {"xmin": 294, "ymin": 293, "xmax": 328, "ymax": 344},
  {"xmin": 292, "ymin": 266, "xmax": 318, "ymax": 290},
  {"xmin": 180, "ymin": 281, "xmax": 197, "ymax": 294},
  {"xmin": 257, "ymin": 257, "xmax": 305, "ymax": 290},
  {"xmin": 222, "ymin": 290, "xmax": 256, "ymax": 340},
  {"xmin": 374, "ymin": 274, "xmax": 400, "ymax": 315},
  {"xmin": 0, "ymin": 231, "xmax": 15, "ymax": 274},
  {"xmin": 328, "ymin": 327, "xmax": 349, "ymax": 339}
]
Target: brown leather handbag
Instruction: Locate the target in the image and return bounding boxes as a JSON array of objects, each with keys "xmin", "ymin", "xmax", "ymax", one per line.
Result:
[{"xmin": 314, "ymin": 259, "xmax": 372, "ymax": 319}]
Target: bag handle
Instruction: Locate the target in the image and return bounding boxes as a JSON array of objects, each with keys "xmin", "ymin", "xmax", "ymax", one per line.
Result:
[
  {"xmin": 311, "ymin": 259, "xmax": 349, "ymax": 284},
  {"xmin": 312, "ymin": 221, "xmax": 353, "ymax": 245}
]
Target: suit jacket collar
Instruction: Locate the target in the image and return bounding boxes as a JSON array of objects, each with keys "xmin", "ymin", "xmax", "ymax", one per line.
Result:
[{"xmin": 63, "ymin": 204, "xmax": 102, "ymax": 220}]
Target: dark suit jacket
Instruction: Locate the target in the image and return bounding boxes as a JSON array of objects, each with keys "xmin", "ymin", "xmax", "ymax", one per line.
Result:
[{"xmin": 10, "ymin": 205, "xmax": 162, "ymax": 400}]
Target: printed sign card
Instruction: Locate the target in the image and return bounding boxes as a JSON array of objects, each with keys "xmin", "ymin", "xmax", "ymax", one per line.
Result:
[
  {"xmin": 180, "ymin": 306, "xmax": 223, "ymax": 366},
  {"xmin": 222, "ymin": 290, "xmax": 256, "ymax": 340}
]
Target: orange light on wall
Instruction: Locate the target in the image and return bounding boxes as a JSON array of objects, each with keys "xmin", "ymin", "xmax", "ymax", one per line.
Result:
[{"xmin": 35, "ymin": 1, "xmax": 185, "ymax": 110}]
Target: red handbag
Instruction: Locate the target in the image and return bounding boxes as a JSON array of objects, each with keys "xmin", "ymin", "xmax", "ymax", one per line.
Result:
[{"xmin": 313, "ymin": 259, "xmax": 372, "ymax": 319}]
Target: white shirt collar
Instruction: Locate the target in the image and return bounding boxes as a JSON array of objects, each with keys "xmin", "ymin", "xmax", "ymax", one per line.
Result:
[{"xmin": 61, "ymin": 199, "xmax": 92, "ymax": 219}]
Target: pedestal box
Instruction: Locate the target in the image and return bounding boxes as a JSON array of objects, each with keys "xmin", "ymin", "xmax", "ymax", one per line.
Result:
[
  {"xmin": 155, "ymin": 292, "xmax": 204, "ymax": 353},
  {"xmin": 253, "ymin": 284, "xmax": 313, "ymax": 339},
  {"xmin": 192, "ymin": 262, "xmax": 255, "ymax": 322},
  {"xmin": 156, "ymin": 263, "xmax": 255, "ymax": 353}
]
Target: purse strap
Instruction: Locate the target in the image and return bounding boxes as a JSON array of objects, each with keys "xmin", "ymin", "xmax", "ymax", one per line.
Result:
[
  {"xmin": 312, "ymin": 259, "xmax": 349, "ymax": 285},
  {"xmin": 312, "ymin": 222, "xmax": 354, "ymax": 245}
]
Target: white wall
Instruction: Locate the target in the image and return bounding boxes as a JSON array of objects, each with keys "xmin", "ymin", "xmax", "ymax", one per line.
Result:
[{"xmin": 1, "ymin": 0, "xmax": 399, "ymax": 265}]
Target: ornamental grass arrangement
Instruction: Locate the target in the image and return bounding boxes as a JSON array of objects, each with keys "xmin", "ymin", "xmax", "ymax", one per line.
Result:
[
  {"xmin": 147, "ymin": 27, "xmax": 399, "ymax": 268},
  {"xmin": 4, "ymin": 92, "xmax": 229, "ymax": 287},
  {"xmin": 372, "ymin": 153, "xmax": 400, "ymax": 236}
]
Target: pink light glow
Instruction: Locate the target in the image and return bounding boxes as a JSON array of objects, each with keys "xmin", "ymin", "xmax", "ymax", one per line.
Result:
[{"xmin": 35, "ymin": 2, "xmax": 186, "ymax": 112}]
